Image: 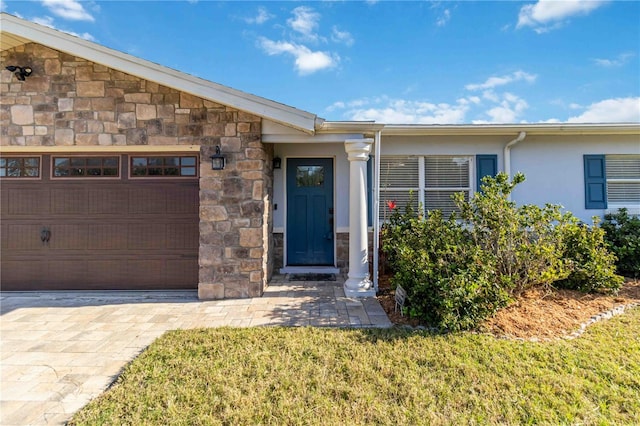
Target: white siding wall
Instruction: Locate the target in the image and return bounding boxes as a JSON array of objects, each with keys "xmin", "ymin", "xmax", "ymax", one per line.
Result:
[
  {"xmin": 380, "ymin": 133, "xmax": 639, "ymax": 223},
  {"xmin": 510, "ymin": 135, "xmax": 639, "ymax": 222}
]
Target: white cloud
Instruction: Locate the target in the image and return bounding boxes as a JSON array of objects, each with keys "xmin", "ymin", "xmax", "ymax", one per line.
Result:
[
  {"xmin": 31, "ymin": 15, "xmax": 95, "ymax": 41},
  {"xmin": 567, "ymin": 97, "xmax": 640, "ymax": 123},
  {"xmin": 478, "ymin": 93, "xmax": 529, "ymax": 123},
  {"xmin": 594, "ymin": 52, "xmax": 635, "ymax": 67},
  {"xmin": 252, "ymin": 6, "xmax": 350, "ymax": 76},
  {"xmin": 41, "ymin": 0, "xmax": 94, "ymax": 22},
  {"xmin": 436, "ymin": 9, "xmax": 451, "ymax": 27},
  {"xmin": 258, "ymin": 38, "xmax": 338, "ymax": 75},
  {"xmin": 333, "ymin": 96, "xmax": 471, "ymax": 124},
  {"xmin": 517, "ymin": 0, "xmax": 607, "ymax": 33},
  {"xmin": 326, "ymin": 101, "xmax": 346, "ymax": 112},
  {"xmin": 288, "ymin": 6, "xmax": 321, "ymax": 41},
  {"xmin": 331, "ymin": 26, "xmax": 354, "ymax": 46},
  {"xmin": 328, "ymin": 69, "xmax": 537, "ymax": 124},
  {"xmin": 244, "ymin": 7, "xmax": 273, "ymax": 25},
  {"xmin": 466, "ymin": 71, "xmax": 537, "ymax": 91}
]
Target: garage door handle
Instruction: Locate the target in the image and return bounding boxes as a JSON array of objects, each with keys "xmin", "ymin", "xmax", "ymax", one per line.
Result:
[{"xmin": 40, "ymin": 227, "xmax": 51, "ymax": 244}]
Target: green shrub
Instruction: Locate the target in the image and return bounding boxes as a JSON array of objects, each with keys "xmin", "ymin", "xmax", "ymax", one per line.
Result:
[
  {"xmin": 383, "ymin": 209, "xmax": 508, "ymax": 331},
  {"xmin": 454, "ymin": 173, "xmax": 571, "ymax": 295},
  {"xmin": 601, "ymin": 208, "xmax": 640, "ymax": 277},
  {"xmin": 380, "ymin": 172, "xmax": 623, "ymax": 331},
  {"xmin": 555, "ymin": 216, "xmax": 624, "ymax": 292}
]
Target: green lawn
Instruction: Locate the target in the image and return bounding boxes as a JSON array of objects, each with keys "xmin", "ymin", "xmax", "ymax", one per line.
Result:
[{"xmin": 71, "ymin": 308, "xmax": 640, "ymax": 425}]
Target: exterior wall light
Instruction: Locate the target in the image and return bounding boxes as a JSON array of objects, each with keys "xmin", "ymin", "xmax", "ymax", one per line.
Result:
[
  {"xmin": 272, "ymin": 156, "xmax": 282, "ymax": 169},
  {"xmin": 210, "ymin": 145, "xmax": 225, "ymax": 170},
  {"xmin": 5, "ymin": 65, "xmax": 32, "ymax": 81}
]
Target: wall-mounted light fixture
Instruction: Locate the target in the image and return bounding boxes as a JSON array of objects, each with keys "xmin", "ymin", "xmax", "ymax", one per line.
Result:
[
  {"xmin": 272, "ymin": 156, "xmax": 282, "ymax": 169},
  {"xmin": 5, "ymin": 65, "xmax": 32, "ymax": 81},
  {"xmin": 210, "ymin": 145, "xmax": 225, "ymax": 170}
]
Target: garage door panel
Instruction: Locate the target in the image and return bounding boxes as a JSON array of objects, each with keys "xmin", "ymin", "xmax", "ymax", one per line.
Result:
[
  {"xmin": 166, "ymin": 258, "xmax": 198, "ymax": 287},
  {"xmin": 128, "ymin": 259, "xmax": 166, "ymax": 287},
  {"xmin": 88, "ymin": 187, "xmax": 128, "ymax": 214},
  {"xmin": 48, "ymin": 259, "xmax": 88, "ymax": 286},
  {"xmin": 51, "ymin": 188, "xmax": 88, "ymax": 215},
  {"xmin": 1, "ymin": 187, "xmax": 8, "ymax": 215},
  {"xmin": 1, "ymin": 260, "xmax": 47, "ymax": 288},
  {"xmin": 48, "ymin": 224, "xmax": 88, "ymax": 250},
  {"xmin": 87, "ymin": 260, "xmax": 130, "ymax": 287},
  {"xmin": 167, "ymin": 186, "xmax": 199, "ymax": 214},
  {"xmin": 167, "ymin": 223, "xmax": 199, "ymax": 249},
  {"xmin": 1, "ymin": 156, "xmax": 199, "ymax": 291},
  {"xmin": 3, "ymin": 224, "xmax": 46, "ymax": 250},
  {"xmin": 128, "ymin": 223, "xmax": 167, "ymax": 249},
  {"xmin": 7, "ymin": 188, "xmax": 50, "ymax": 215},
  {"xmin": 86, "ymin": 224, "xmax": 128, "ymax": 250},
  {"xmin": 129, "ymin": 186, "xmax": 167, "ymax": 214}
]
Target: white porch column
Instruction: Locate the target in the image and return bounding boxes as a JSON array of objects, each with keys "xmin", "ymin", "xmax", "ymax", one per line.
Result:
[{"xmin": 344, "ymin": 139, "xmax": 375, "ymax": 298}]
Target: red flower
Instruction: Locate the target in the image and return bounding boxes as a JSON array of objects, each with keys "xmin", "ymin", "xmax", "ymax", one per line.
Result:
[{"xmin": 387, "ymin": 200, "xmax": 397, "ymax": 210}]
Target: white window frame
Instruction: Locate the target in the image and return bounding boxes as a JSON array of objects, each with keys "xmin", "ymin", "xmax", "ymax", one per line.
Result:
[
  {"xmin": 379, "ymin": 155, "xmax": 473, "ymax": 220},
  {"xmin": 606, "ymin": 154, "xmax": 640, "ymax": 214}
]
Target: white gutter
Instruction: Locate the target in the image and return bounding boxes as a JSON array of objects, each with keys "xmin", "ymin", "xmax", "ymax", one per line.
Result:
[
  {"xmin": 504, "ymin": 131, "xmax": 526, "ymax": 199},
  {"xmin": 381, "ymin": 123, "xmax": 639, "ymax": 136},
  {"xmin": 372, "ymin": 130, "xmax": 382, "ymax": 292}
]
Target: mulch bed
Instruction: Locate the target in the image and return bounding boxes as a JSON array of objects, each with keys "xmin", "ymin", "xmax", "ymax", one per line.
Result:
[{"xmin": 377, "ymin": 273, "xmax": 640, "ymax": 339}]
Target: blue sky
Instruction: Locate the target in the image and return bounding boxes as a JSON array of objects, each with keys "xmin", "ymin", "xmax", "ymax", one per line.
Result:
[{"xmin": 3, "ymin": 0, "xmax": 639, "ymax": 124}]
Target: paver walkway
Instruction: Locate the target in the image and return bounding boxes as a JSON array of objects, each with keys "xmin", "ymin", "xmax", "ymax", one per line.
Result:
[{"xmin": 0, "ymin": 275, "xmax": 391, "ymax": 425}]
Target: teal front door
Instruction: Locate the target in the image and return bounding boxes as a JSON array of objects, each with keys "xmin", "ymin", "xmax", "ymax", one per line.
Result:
[{"xmin": 286, "ymin": 158, "xmax": 334, "ymax": 265}]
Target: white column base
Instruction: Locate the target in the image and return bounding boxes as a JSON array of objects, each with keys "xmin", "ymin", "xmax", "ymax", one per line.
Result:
[{"xmin": 344, "ymin": 276, "xmax": 376, "ymax": 298}]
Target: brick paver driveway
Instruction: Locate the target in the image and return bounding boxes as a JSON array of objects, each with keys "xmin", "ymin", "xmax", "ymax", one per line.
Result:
[{"xmin": 0, "ymin": 277, "xmax": 390, "ymax": 425}]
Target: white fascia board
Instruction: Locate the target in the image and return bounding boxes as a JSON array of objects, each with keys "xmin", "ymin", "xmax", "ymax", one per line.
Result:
[
  {"xmin": 0, "ymin": 13, "xmax": 317, "ymax": 134},
  {"xmin": 317, "ymin": 121, "xmax": 385, "ymax": 134},
  {"xmin": 263, "ymin": 133, "xmax": 364, "ymax": 143},
  {"xmin": 381, "ymin": 123, "xmax": 640, "ymax": 136}
]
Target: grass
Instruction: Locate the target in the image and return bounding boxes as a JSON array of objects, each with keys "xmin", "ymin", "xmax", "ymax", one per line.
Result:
[{"xmin": 71, "ymin": 308, "xmax": 640, "ymax": 425}]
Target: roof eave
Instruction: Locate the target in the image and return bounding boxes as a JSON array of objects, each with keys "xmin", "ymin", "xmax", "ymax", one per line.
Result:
[
  {"xmin": 316, "ymin": 121, "xmax": 385, "ymax": 135},
  {"xmin": 381, "ymin": 123, "xmax": 640, "ymax": 136}
]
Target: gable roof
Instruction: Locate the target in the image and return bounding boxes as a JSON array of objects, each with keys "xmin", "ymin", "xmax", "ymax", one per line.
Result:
[{"xmin": 0, "ymin": 13, "xmax": 320, "ymax": 134}]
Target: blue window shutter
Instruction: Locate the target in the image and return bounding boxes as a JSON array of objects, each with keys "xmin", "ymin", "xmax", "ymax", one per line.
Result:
[
  {"xmin": 584, "ymin": 155, "xmax": 607, "ymax": 209},
  {"xmin": 476, "ymin": 154, "xmax": 498, "ymax": 193}
]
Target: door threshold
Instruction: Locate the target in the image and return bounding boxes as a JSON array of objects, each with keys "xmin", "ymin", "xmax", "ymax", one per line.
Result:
[{"xmin": 279, "ymin": 266, "xmax": 340, "ymax": 274}]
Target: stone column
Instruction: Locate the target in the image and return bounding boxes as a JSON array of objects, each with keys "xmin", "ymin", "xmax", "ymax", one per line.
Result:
[{"xmin": 344, "ymin": 139, "xmax": 375, "ymax": 297}]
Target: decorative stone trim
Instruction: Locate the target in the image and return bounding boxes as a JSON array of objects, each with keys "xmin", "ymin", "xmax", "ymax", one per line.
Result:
[{"xmin": 561, "ymin": 302, "xmax": 640, "ymax": 341}]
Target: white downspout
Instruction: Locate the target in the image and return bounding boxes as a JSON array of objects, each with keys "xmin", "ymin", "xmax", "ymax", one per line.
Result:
[
  {"xmin": 504, "ymin": 131, "xmax": 526, "ymax": 178},
  {"xmin": 372, "ymin": 130, "xmax": 382, "ymax": 292},
  {"xmin": 504, "ymin": 131, "xmax": 526, "ymax": 199}
]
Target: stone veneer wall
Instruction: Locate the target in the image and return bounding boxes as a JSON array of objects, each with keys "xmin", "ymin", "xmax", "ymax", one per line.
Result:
[
  {"xmin": 273, "ymin": 231, "xmax": 374, "ymax": 275},
  {"xmin": 1, "ymin": 42, "xmax": 273, "ymax": 299},
  {"xmin": 199, "ymin": 139, "xmax": 273, "ymax": 299}
]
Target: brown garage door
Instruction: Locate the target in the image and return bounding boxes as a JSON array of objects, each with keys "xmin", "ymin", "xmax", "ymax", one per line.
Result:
[{"xmin": 1, "ymin": 154, "xmax": 199, "ymax": 290}]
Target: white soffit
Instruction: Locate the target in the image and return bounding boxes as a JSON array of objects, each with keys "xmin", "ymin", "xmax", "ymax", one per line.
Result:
[{"xmin": 0, "ymin": 13, "xmax": 318, "ymax": 134}]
